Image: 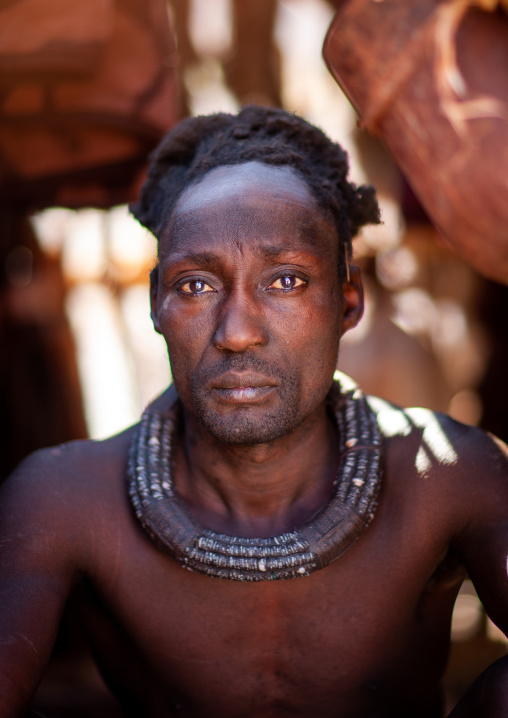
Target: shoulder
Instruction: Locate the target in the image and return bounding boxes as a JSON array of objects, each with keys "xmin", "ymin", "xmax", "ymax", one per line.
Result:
[
  {"xmin": 367, "ymin": 394, "xmax": 508, "ymax": 528},
  {"xmin": 3, "ymin": 425, "xmax": 136, "ymax": 499},
  {"xmin": 0, "ymin": 426, "xmax": 137, "ymax": 572},
  {"xmin": 368, "ymin": 394, "xmax": 503, "ymax": 467}
]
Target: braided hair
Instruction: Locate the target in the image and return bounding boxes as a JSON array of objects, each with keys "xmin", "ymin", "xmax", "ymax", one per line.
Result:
[{"xmin": 131, "ymin": 106, "xmax": 380, "ymax": 282}]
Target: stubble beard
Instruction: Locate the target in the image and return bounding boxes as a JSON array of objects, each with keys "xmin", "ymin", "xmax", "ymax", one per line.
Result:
[{"xmin": 190, "ymin": 357, "xmax": 302, "ymax": 445}]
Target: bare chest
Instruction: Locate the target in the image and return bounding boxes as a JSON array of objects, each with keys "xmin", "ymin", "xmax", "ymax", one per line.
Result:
[{"xmin": 80, "ymin": 511, "xmax": 460, "ymax": 718}]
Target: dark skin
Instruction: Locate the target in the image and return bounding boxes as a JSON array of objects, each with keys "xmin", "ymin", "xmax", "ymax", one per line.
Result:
[{"xmin": 1, "ymin": 161, "xmax": 508, "ymax": 718}]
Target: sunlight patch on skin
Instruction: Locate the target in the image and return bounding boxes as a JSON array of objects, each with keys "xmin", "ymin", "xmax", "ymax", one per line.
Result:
[
  {"xmin": 405, "ymin": 408, "xmax": 458, "ymax": 467},
  {"xmin": 415, "ymin": 445, "xmax": 433, "ymax": 476},
  {"xmin": 364, "ymin": 396, "xmax": 458, "ymax": 475},
  {"xmin": 365, "ymin": 396, "xmax": 412, "ymax": 437}
]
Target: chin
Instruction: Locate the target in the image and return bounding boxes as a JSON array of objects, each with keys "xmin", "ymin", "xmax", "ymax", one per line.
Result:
[{"xmin": 195, "ymin": 404, "xmax": 301, "ymax": 446}]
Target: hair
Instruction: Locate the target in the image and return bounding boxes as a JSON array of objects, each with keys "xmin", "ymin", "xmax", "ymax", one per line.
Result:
[{"xmin": 131, "ymin": 106, "xmax": 380, "ymax": 282}]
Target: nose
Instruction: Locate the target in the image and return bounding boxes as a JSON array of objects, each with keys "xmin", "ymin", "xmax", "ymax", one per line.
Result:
[{"xmin": 213, "ymin": 289, "xmax": 268, "ymax": 353}]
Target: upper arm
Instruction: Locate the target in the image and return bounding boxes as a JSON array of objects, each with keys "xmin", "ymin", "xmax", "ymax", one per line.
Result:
[
  {"xmin": 452, "ymin": 429, "xmax": 508, "ymax": 636},
  {"xmin": 0, "ymin": 448, "xmax": 85, "ymax": 716}
]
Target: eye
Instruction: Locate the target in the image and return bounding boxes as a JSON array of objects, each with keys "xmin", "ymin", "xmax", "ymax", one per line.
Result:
[
  {"xmin": 178, "ymin": 279, "xmax": 215, "ymax": 295},
  {"xmin": 268, "ymin": 274, "xmax": 306, "ymax": 291}
]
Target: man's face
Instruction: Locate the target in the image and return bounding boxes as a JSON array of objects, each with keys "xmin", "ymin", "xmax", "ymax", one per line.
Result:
[{"xmin": 152, "ymin": 161, "xmax": 363, "ymax": 444}]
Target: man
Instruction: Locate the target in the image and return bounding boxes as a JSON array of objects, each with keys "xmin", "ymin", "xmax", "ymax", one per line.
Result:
[{"xmin": 1, "ymin": 106, "xmax": 508, "ymax": 717}]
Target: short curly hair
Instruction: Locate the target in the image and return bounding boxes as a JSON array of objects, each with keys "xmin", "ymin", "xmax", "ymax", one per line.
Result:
[{"xmin": 131, "ymin": 106, "xmax": 380, "ymax": 282}]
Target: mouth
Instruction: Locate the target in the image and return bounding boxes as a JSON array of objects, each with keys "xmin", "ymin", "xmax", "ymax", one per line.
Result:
[{"xmin": 210, "ymin": 373, "xmax": 277, "ymax": 405}]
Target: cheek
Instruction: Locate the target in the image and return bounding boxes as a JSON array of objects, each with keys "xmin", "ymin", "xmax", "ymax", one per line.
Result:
[
  {"xmin": 159, "ymin": 293, "xmax": 214, "ymax": 338},
  {"xmin": 311, "ymin": 292, "xmax": 341, "ymax": 362},
  {"xmin": 157, "ymin": 297, "xmax": 214, "ymax": 381},
  {"xmin": 300, "ymin": 325, "xmax": 340, "ymax": 379},
  {"xmin": 274, "ymin": 292, "xmax": 341, "ymax": 372}
]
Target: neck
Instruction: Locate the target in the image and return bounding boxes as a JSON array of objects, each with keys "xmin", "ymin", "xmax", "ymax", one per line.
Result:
[
  {"xmin": 173, "ymin": 402, "xmax": 339, "ymax": 538},
  {"xmin": 128, "ymin": 375, "xmax": 383, "ymax": 581}
]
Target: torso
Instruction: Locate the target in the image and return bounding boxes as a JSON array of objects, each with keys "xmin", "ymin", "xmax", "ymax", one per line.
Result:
[{"xmin": 61, "ymin": 400, "xmax": 473, "ymax": 718}]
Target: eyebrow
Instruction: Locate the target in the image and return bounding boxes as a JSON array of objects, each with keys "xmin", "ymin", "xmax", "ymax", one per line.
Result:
[
  {"xmin": 167, "ymin": 246, "xmax": 318, "ymax": 268},
  {"xmin": 165, "ymin": 251, "xmax": 219, "ymax": 268},
  {"xmin": 257, "ymin": 245, "xmax": 291, "ymax": 260},
  {"xmin": 256, "ymin": 246, "xmax": 320, "ymax": 265}
]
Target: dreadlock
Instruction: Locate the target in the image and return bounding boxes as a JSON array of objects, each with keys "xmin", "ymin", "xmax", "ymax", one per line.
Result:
[{"xmin": 131, "ymin": 106, "xmax": 380, "ymax": 282}]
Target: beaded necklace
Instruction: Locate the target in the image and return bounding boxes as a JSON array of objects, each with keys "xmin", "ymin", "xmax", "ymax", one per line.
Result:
[{"xmin": 128, "ymin": 374, "xmax": 383, "ymax": 581}]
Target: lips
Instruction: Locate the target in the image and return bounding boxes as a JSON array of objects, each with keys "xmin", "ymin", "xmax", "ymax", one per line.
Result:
[
  {"xmin": 210, "ymin": 373, "xmax": 277, "ymax": 404},
  {"xmin": 211, "ymin": 373, "xmax": 277, "ymax": 390}
]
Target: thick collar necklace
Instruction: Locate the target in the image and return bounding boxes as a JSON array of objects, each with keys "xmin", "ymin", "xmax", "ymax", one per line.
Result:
[{"xmin": 128, "ymin": 373, "xmax": 383, "ymax": 581}]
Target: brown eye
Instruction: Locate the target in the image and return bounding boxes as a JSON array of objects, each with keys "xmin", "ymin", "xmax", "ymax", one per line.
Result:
[
  {"xmin": 269, "ymin": 275, "xmax": 306, "ymax": 291},
  {"xmin": 179, "ymin": 279, "xmax": 214, "ymax": 295}
]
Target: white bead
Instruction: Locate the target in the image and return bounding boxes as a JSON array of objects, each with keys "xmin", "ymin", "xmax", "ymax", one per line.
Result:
[{"xmin": 258, "ymin": 558, "xmax": 267, "ymax": 572}]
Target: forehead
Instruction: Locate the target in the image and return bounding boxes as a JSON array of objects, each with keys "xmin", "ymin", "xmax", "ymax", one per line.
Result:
[{"xmin": 160, "ymin": 161, "xmax": 338, "ymax": 259}]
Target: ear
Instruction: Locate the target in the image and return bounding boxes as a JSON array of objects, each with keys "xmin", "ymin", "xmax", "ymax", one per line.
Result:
[
  {"xmin": 340, "ymin": 265, "xmax": 364, "ymax": 335},
  {"xmin": 150, "ymin": 265, "xmax": 162, "ymax": 334}
]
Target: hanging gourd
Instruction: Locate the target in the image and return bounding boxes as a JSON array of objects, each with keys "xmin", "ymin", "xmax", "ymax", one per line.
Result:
[{"xmin": 324, "ymin": 0, "xmax": 508, "ymax": 283}]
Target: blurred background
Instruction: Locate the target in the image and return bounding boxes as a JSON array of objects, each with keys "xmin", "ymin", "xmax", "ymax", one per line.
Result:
[{"xmin": 0, "ymin": 0, "xmax": 507, "ymax": 714}]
